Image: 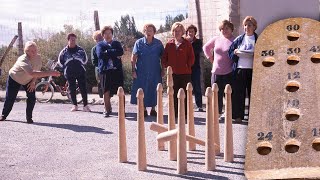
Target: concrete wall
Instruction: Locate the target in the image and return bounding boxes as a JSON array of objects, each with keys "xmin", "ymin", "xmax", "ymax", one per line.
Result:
[{"xmin": 239, "ymin": 0, "xmax": 320, "ymax": 35}]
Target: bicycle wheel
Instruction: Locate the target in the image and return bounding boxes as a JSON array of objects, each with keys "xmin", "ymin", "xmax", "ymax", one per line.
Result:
[{"xmin": 35, "ymin": 82, "xmax": 54, "ymax": 103}]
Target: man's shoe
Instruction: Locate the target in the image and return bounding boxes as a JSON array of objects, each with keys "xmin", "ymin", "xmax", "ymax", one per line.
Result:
[
  {"xmin": 27, "ymin": 118, "xmax": 34, "ymax": 124},
  {"xmin": 83, "ymin": 105, "xmax": 91, "ymax": 112},
  {"xmin": 71, "ymin": 105, "xmax": 78, "ymax": 112},
  {"xmin": 0, "ymin": 116, "xmax": 6, "ymax": 121},
  {"xmin": 150, "ymin": 109, "xmax": 157, "ymax": 117}
]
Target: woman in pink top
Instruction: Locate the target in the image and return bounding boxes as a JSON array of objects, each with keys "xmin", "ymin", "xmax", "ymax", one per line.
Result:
[{"xmin": 203, "ymin": 20, "xmax": 235, "ymax": 119}]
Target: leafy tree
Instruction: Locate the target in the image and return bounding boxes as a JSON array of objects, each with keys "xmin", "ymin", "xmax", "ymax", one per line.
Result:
[
  {"xmin": 157, "ymin": 25, "xmax": 165, "ymax": 33},
  {"xmin": 164, "ymin": 14, "xmax": 185, "ymax": 31},
  {"xmin": 113, "ymin": 15, "xmax": 143, "ymax": 49},
  {"xmin": 164, "ymin": 15, "xmax": 173, "ymax": 31}
]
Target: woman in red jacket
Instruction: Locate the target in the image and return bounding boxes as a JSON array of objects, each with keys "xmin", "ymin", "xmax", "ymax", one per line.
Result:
[{"xmin": 162, "ymin": 22, "xmax": 195, "ymax": 117}]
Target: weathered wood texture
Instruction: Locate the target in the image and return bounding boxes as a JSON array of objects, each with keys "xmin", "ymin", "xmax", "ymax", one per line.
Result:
[{"xmin": 245, "ymin": 18, "xmax": 320, "ymax": 179}]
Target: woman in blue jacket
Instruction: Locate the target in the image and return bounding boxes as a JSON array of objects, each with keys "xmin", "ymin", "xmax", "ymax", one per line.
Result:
[
  {"xmin": 96, "ymin": 26, "xmax": 124, "ymax": 117},
  {"xmin": 228, "ymin": 16, "xmax": 258, "ymax": 123}
]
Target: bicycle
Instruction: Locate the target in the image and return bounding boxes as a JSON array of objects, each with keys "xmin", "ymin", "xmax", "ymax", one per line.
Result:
[{"xmin": 35, "ymin": 60, "xmax": 83, "ymax": 103}]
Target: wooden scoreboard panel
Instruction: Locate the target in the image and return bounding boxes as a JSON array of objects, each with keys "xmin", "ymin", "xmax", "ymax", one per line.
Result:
[{"xmin": 245, "ymin": 18, "xmax": 320, "ymax": 179}]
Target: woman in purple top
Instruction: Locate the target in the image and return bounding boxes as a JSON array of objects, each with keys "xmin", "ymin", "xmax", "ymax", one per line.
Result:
[{"xmin": 203, "ymin": 20, "xmax": 235, "ymax": 119}]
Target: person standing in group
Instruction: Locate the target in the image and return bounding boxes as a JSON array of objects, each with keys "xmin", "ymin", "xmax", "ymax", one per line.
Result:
[
  {"xmin": 96, "ymin": 26, "xmax": 124, "ymax": 117},
  {"xmin": 91, "ymin": 30, "xmax": 104, "ymax": 98},
  {"xmin": 203, "ymin": 20, "xmax": 235, "ymax": 120},
  {"xmin": 186, "ymin": 24, "xmax": 203, "ymax": 112},
  {"xmin": 58, "ymin": 33, "xmax": 91, "ymax": 112},
  {"xmin": 0, "ymin": 41, "xmax": 60, "ymax": 123},
  {"xmin": 228, "ymin": 16, "xmax": 258, "ymax": 123},
  {"xmin": 162, "ymin": 22, "xmax": 195, "ymax": 117},
  {"xmin": 130, "ymin": 24, "xmax": 164, "ymax": 117}
]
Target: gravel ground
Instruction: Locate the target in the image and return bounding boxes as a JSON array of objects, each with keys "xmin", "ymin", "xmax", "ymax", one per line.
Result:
[{"xmin": 0, "ymin": 91, "xmax": 248, "ymax": 180}]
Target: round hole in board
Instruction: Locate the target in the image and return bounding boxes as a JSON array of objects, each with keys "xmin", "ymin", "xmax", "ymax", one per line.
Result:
[
  {"xmin": 311, "ymin": 53, "xmax": 320, "ymax": 63},
  {"xmin": 312, "ymin": 138, "xmax": 320, "ymax": 151},
  {"xmin": 256, "ymin": 141, "xmax": 272, "ymax": 155},
  {"xmin": 287, "ymin": 31, "xmax": 300, "ymax": 41},
  {"xmin": 284, "ymin": 139, "xmax": 300, "ymax": 153},
  {"xmin": 262, "ymin": 57, "xmax": 275, "ymax": 67},
  {"xmin": 285, "ymin": 108, "xmax": 300, "ymax": 121},
  {"xmin": 285, "ymin": 80, "xmax": 300, "ymax": 92},
  {"xmin": 287, "ymin": 55, "xmax": 300, "ymax": 65}
]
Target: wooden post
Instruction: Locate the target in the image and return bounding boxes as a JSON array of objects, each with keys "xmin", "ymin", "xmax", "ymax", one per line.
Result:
[
  {"xmin": 156, "ymin": 83, "xmax": 165, "ymax": 151},
  {"xmin": 177, "ymin": 88, "xmax": 187, "ymax": 174},
  {"xmin": 117, "ymin": 87, "xmax": 127, "ymax": 163},
  {"xmin": 0, "ymin": 35, "xmax": 18, "ymax": 67},
  {"xmin": 167, "ymin": 66, "xmax": 177, "ymax": 161},
  {"xmin": 186, "ymin": 83, "xmax": 196, "ymax": 151},
  {"xmin": 195, "ymin": 0, "xmax": 205, "ymax": 95},
  {"xmin": 205, "ymin": 87, "xmax": 215, "ymax": 170},
  {"xmin": 94, "ymin": 10, "xmax": 100, "ymax": 30},
  {"xmin": 17, "ymin": 22, "xmax": 23, "ymax": 56},
  {"xmin": 212, "ymin": 83, "xmax": 220, "ymax": 154},
  {"xmin": 224, "ymin": 84, "xmax": 233, "ymax": 162},
  {"xmin": 137, "ymin": 88, "xmax": 147, "ymax": 171}
]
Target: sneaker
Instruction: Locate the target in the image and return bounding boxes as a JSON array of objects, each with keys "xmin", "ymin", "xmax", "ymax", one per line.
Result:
[
  {"xmin": 71, "ymin": 105, "xmax": 78, "ymax": 112},
  {"xmin": 219, "ymin": 114, "xmax": 225, "ymax": 121},
  {"xmin": 150, "ymin": 109, "xmax": 157, "ymax": 117},
  {"xmin": 27, "ymin": 118, "xmax": 33, "ymax": 124},
  {"xmin": 197, "ymin": 107, "xmax": 204, "ymax": 112},
  {"xmin": 0, "ymin": 116, "xmax": 5, "ymax": 121},
  {"xmin": 83, "ymin": 105, "xmax": 91, "ymax": 112}
]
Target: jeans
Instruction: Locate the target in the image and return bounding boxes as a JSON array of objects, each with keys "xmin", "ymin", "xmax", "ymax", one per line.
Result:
[{"xmin": 2, "ymin": 76, "xmax": 36, "ymax": 119}]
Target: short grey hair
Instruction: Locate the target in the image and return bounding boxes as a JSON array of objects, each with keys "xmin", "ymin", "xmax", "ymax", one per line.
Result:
[{"xmin": 24, "ymin": 41, "xmax": 37, "ymax": 53}]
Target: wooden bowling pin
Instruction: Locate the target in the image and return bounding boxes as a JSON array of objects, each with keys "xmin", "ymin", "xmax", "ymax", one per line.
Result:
[
  {"xmin": 167, "ymin": 66, "xmax": 177, "ymax": 161},
  {"xmin": 177, "ymin": 88, "xmax": 187, "ymax": 174},
  {"xmin": 186, "ymin": 83, "xmax": 196, "ymax": 151},
  {"xmin": 117, "ymin": 87, "xmax": 127, "ymax": 163},
  {"xmin": 205, "ymin": 87, "xmax": 216, "ymax": 170},
  {"xmin": 156, "ymin": 83, "xmax": 165, "ymax": 151},
  {"xmin": 137, "ymin": 88, "xmax": 147, "ymax": 170},
  {"xmin": 212, "ymin": 83, "xmax": 220, "ymax": 154},
  {"xmin": 224, "ymin": 84, "xmax": 233, "ymax": 162}
]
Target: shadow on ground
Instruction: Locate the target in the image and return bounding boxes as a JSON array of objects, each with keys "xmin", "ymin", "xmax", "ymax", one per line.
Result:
[{"xmin": 5, "ymin": 119, "xmax": 113, "ymax": 134}]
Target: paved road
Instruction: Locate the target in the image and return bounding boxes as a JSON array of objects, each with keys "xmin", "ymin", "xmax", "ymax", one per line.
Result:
[{"xmin": 0, "ymin": 91, "xmax": 248, "ymax": 180}]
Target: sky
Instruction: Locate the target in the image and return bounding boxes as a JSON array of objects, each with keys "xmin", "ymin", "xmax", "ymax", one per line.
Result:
[{"xmin": 0, "ymin": 0, "xmax": 188, "ymax": 45}]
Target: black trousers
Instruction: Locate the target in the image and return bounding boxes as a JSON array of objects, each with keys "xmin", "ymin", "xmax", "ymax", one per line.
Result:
[
  {"xmin": 173, "ymin": 74, "xmax": 191, "ymax": 117},
  {"xmin": 66, "ymin": 73, "xmax": 88, "ymax": 106},
  {"xmin": 232, "ymin": 68, "xmax": 252, "ymax": 120},
  {"xmin": 191, "ymin": 67, "xmax": 203, "ymax": 108},
  {"xmin": 211, "ymin": 72, "xmax": 233, "ymax": 114},
  {"xmin": 2, "ymin": 76, "xmax": 36, "ymax": 119}
]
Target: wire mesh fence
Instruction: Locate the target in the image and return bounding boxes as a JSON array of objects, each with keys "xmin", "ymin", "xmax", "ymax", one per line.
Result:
[{"xmin": 0, "ymin": 0, "xmax": 239, "ymax": 91}]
